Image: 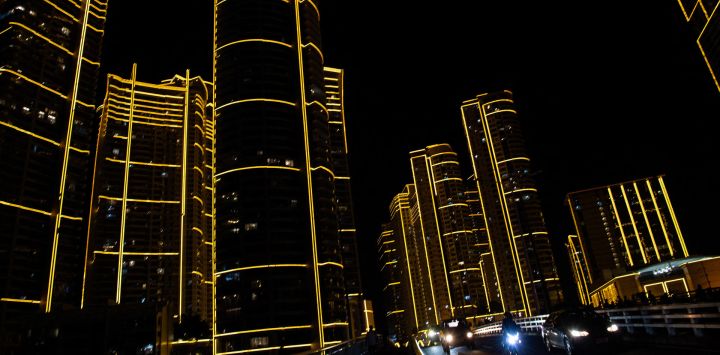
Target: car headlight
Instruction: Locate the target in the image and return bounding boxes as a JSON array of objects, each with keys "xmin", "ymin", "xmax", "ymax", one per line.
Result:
[
  {"xmin": 506, "ymin": 332, "xmax": 520, "ymax": 345},
  {"xmin": 445, "ymin": 334, "xmax": 453, "ymax": 343},
  {"xmin": 466, "ymin": 331, "xmax": 473, "ymax": 339},
  {"xmin": 428, "ymin": 330, "xmax": 437, "ymax": 337},
  {"xmin": 607, "ymin": 324, "xmax": 619, "ymax": 332},
  {"xmin": 570, "ymin": 329, "xmax": 589, "ymax": 337}
]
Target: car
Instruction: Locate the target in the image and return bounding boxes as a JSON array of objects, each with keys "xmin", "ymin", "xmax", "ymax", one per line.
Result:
[
  {"xmin": 542, "ymin": 308, "xmax": 621, "ymax": 354},
  {"xmin": 439, "ymin": 318, "xmax": 475, "ymax": 353}
]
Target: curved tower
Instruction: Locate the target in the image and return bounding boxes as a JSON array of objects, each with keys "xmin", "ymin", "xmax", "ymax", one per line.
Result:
[{"xmin": 214, "ymin": 0, "xmax": 346, "ymax": 352}]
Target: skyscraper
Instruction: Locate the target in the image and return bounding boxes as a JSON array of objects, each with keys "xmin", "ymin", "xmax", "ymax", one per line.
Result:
[
  {"xmin": 677, "ymin": 0, "xmax": 720, "ymax": 93},
  {"xmin": 82, "ymin": 67, "xmax": 214, "ymax": 326},
  {"xmin": 214, "ymin": 0, "xmax": 348, "ymax": 352},
  {"xmin": 324, "ymin": 67, "xmax": 365, "ymax": 337},
  {"xmin": 0, "ymin": 0, "xmax": 107, "ymax": 342},
  {"xmin": 566, "ymin": 175, "xmax": 689, "ymax": 304},
  {"xmin": 409, "ymin": 144, "xmax": 486, "ymax": 320},
  {"xmin": 461, "ymin": 91, "xmax": 561, "ymax": 316}
]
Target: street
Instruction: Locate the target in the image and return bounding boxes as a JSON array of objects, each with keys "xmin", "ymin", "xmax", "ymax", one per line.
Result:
[{"xmin": 418, "ymin": 336, "xmax": 720, "ymax": 355}]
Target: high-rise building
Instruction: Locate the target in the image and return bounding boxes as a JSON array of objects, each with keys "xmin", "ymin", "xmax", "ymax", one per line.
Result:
[
  {"xmin": 677, "ymin": 0, "xmax": 720, "ymax": 93},
  {"xmin": 214, "ymin": 0, "xmax": 348, "ymax": 352},
  {"xmin": 324, "ymin": 67, "xmax": 365, "ymax": 337},
  {"xmin": 566, "ymin": 175, "xmax": 690, "ymax": 304},
  {"xmin": 81, "ymin": 67, "xmax": 214, "ymax": 328},
  {"xmin": 409, "ymin": 144, "xmax": 486, "ymax": 321},
  {"xmin": 461, "ymin": 91, "xmax": 562, "ymax": 316},
  {"xmin": 379, "ymin": 185, "xmax": 436, "ymax": 337},
  {"xmin": 0, "ymin": 0, "xmax": 107, "ymax": 342},
  {"xmin": 464, "ymin": 186, "xmax": 501, "ymax": 315}
]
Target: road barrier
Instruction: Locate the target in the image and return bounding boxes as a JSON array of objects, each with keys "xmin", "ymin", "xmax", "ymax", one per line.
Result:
[{"xmin": 596, "ymin": 302, "xmax": 720, "ymax": 337}]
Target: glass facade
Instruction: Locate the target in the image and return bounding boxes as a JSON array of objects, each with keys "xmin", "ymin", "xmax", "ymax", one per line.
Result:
[
  {"xmin": 82, "ymin": 67, "xmax": 213, "ymax": 325},
  {"xmin": 0, "ymin": 0, "xmax": 107, "ymax": 346},
  {"xmin": 461, "ymin": 91, "xmax": 562, "ymax": 316},
  {"xmin": 566, "ymin": 175, "xmax": 689, "ymax": 304},
  {"xmin": 214, "ymin": 0, "xmax": 348, "ymax": 352}
]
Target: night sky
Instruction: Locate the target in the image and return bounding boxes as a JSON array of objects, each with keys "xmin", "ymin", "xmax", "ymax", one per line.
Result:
[{"xmin": 101, "ymin": 2, "xmax": 720, "ymax": 331}]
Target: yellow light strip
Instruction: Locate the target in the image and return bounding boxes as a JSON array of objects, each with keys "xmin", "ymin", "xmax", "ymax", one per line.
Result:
[
  {"xmin": 634, "ymin": 182, "xmax": 661, "ymax": 261},
  {"xmin": 460, "ymin": 106, "xmax": 505, "ymax": 312},
  {"xmin": 437, "ymin": 202, "xmax": 468, "ymax": 209},
  {"xmin": 503, "ymin": 188, "xmax": 537, "ymax": 195},
  {"xmin": 105, "ymin": 157, "xmax": 181, "ymax": 168},
  {"xmin": 479, "ymin": 101, "xmax": 530, "ymax": 315},
  {"xmin": 212, "ymin": 1, "xmax": 218, "ymax": 349},
  {"xmin": 215, "ymin": 98, "xmax": 295, "ymax": 111},
  {"xmin": 116, "ymin": 64, "xmax": 137, "ymax": 305},
  {"xmin": 322, "ymin": 322, "xmax": 348, "ymax": 327},
  {"xmin": 294, "ymin": 1, "xmax": 324, "ymax": 347},
  {"xmin": 0, "ymin": 298, "xmax": 41, "ymax": 304},
  {"xmin": 658, "ymin": 176, "xmax": 688, "ymax": 256},
  {"xmin": 449, "ymin": 268, "xmax": 481, "ymax": 274},
  {"xmin": 178, "ymin": 69, "xmax": 191, "ymax": 320},
  {"xmin": 302, "ymin": 42, "xmax": 324, "ymax": 63},
  {"xmin": 318, "ymin": 261, "xmax": 344, "ymax": 269},
  {"xmin": 216, "ymin": 325, "xmax": 312, "ymax": 338},
  {"xmin": 215, "ymin": 165, "xmax": 300, "ymax": 178},
  {"xmin": 46, "ymin": 1, "xmax": 93, "ymax": 313},
  {"xmin": 409, "ymin": 159, "xmax": 440, "ymax": 324},
  {"xmin": 214, "ymin": 264, "xmax": 308, "ymax": 277},
  {"xmin": 621, "ymin": 184, "xmax": 647, "ymax": 264},
  {"xmin": 647, "ymin": 179, "xmax": 673, "ymax": 257},
  {"xmin": 496, "ymin": 157, "xmax": 530, "ymax": 164},
  {"xmin": 98, "ymin": 195, "xmax": 180, "ymax": 204},
  {"xmin": 567, "ymin": 200, "xmax": 592, "ymax": 284},
  {"xmin": 0, "ymin": 199, "xmax": 49, "ymax": 216},
  {"xmin": 216, "ymin": 38, "xmax": 292, "ymax": 52},
  {"xmin": 93, "ymin": 251, "xmax": 179, "ymax": 256},
  {"xmin": 696, "ymin": 1, "xmax": 720, "ymax": 92},
  {"xmin": 398, "ymin": 199, "xmax": 420, "ymax": 328},
  {"xmin": 607, "ymin": 187, "xmax": 633, "ymax": 267},
  {"xmin": 82, "ymin": 72, "xmax": 112, "ymax": 309}
]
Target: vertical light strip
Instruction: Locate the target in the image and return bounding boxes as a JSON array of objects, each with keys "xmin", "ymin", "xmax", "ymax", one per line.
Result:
[
  {"xmin": 81, "ymin": 74, "xmax": 111, "ymax": 308},
  {"xmin": 179, "ymin": 69, "xmax": 190, "ymax": 320},
  {"xmin": 568, "ymin": 235, "xmax": 590, "ymax": 304},
  {"xmin": 477, "ymin": 259, "xmax": 491, "ymax": 312},
  {"xmin": 620, "ymin": 184, "xmax": 647, "ymax": 264},
  {"xmin": 567, "ymin": 198, "xmax": 592, "ymax": 284},
  {"xmin": 294, "ymin": 0, "xmax": 324, "ymax": 348},
  {"xmin": 410, "ymin": 163, "xmax": 439, "ymax": 324},
  {"xmin": 634, "ymin": 182, "xmax": 660, "ymax": 261},
  {"xmin": 47, "ymin": 0, "xmax": 92, "ymax": 312},
  {"xmin": 398, "ymin": 204, "xmax": 418, "ymax": 328},
  {"xmin": 658, "ymin": 177, "xmax": 689, "ymax": 257},
  {"xmin": 116, "ymin": 64, "xmax": 137, "ymax": 304},
  {"xmin": 459, "ymin": 106, "xmax": 505, "ymax": 312},
  {"xmin": 479, "ymin": 101, "xmax": 530, "ymax": 315},
  {"xmin": 696, "ymin": 1, "xmax": 720, "ymax": 93},
  {"xmin": 647, "ymin": 179, "xmax": 673, "ymax": 257},
  {"xmin": 339, "ymin": 70, "xmax": 349, "ymax": 154},
  {"xmin": 212, "ymin": 0, "xmax": 219, "ymax": 352},
  {"xmin": 424, "ymin": 155, "xmax": 454, "ymax": 317},
  {"xmin": 607, "ymin": 187, "xmax": 633, "ymax": 267}
]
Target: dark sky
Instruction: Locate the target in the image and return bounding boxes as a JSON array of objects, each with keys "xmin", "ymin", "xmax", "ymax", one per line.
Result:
[{"xmin": 101, "ymin": 1, "xmax": 720, "ymax": 328}]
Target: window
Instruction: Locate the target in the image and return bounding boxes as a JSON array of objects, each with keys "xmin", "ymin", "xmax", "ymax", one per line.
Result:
[{"xmin": 244, "ymin": 222, "xmax": 258, "ymax": 231}]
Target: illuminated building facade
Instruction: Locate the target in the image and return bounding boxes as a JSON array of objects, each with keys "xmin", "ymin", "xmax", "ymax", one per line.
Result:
[
  {"xmin": 464, "ymin": 187, "xmax": 501, "ymax": 315},
  {"xmin": 0, "ymin": 0, "xmax": 107, "ymax": 343},
  {"xmin": 214, "ymin": 0, "xmax": 348, "ymax": 352},
  {"xmin": 82, "ymin": 67, "xmax": 213, "ymax": 327},
  {"xmin": 461, "ymin": 91, "xmax": 562, "ymax": 316},
  {"xmin": 566, "ymin": 175, "xmax": 689, "ymax": 304},
  {"xmin": 410, "ymin": 145, "xmax": 486, "ymax": 321},
  {"xmin": 677, "ymin": 0, "xmax": 720, "ymax": 93},
  {"xmin": 324, "ymin": 67, "xmax": 365, "ymax": 337}
]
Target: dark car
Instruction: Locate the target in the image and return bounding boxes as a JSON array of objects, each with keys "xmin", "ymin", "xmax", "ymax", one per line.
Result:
[
  {"xmin": 542, "ymin": 308, "xmax": 620, "ymax": 354},
  {"xmin": 439, "ymin": 319, "xmax": 474, "ymax": 353}
]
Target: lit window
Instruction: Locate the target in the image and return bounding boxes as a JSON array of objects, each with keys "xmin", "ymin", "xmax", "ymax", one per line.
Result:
[
  {"xmin": 245, "ymin": 222, "xmax": 258, "ymax": 231},
  {"xmin": 285, "ymin": 159, "xmax": 294, "ymax": 167}
]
